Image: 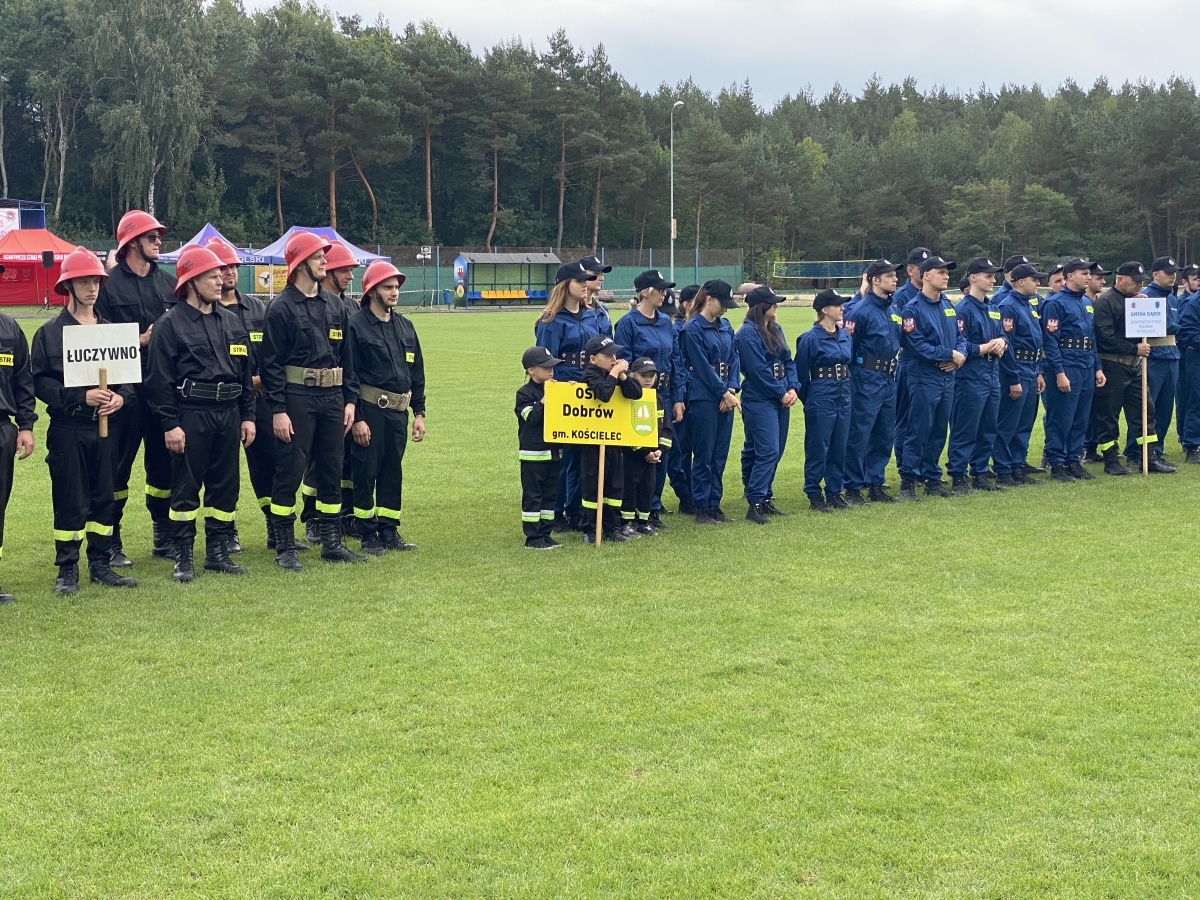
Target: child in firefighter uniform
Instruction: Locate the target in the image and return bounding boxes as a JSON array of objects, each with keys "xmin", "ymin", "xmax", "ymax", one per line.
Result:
[{"xmin": 515, "ymin": 346, "xmax": 561, "ymax": 549}]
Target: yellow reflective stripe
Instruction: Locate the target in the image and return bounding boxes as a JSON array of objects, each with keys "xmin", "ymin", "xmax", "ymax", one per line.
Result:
[
  {"xmin": 375, "ymin": 506, "xmax": 401, "ymax": 520},
  {"xmin": 144, "ymin": 485, "xmax": 170, "ymax": 499},
  {"xmin": 315, "ymin": 500, "xmax": 341, "ymax": 514},
  {"xmin": 1135, "ymin": 434, "xmax": 1158, "ymax": 444},
  {"xmin": 603, "ymin": 497, "xmax": 622, "ymax": 507},
  {"xmin": 621, "ymin": 510, "xmax": 636, "ymax": 520},
  {"xmin": 84, "ymin": 521, "xmax": 113, "ymax": 536},
  {"xmin": 522, "ymin": 512, "xmax": 541, "ymax": 522},
  {"xmin": 581, "ymin": 500, "xmax": 598, "ymax": 509},
  {"xmin": 340, "ymin": 479, "xmax": 354, "ymax": 489},
  {"xmin": 1097, "ymin": 440, "xmax": 1117, "ymax": 451},
  {"xmin": 205, "ymin": 507, "xmax": 235, "ymax": 522},
  {"xmin": 520, "ymin": 405, "xmax": 534, "ymax": 421},
  {"xmin": 257, "ymin": 496, "xmax": 271, "ymax": 508},
  {"xmin": 659, "ymin": 438, "xmax": 673, "ymax": 448},
  {"xmin": 300, "ymin": 483, "xmax": 318, "ymax": 497},
  {"xmin": 169, "ymin": 508, "xmax": 199, "ymax": 521},
  {"xmin": 270, "ymin": 503, "xmax": 295, "ymax": 516},
  {"xmin": 540, "ymin": 510, "xmax": 555, "ymax": 520},
  {"xmin": 354, "ymin": 507, "xmax": 376, "ymax": 519},
  {"xmin": 519, "ymin": 450, "xmax": 552, "ymax": 461},
  {"xmin": 54, "ymin": 528, "xmax": 83, "ymax": 541},
  {"xmin": 113, "ymin": 489, "xmax": 129, "ymax": 500}
]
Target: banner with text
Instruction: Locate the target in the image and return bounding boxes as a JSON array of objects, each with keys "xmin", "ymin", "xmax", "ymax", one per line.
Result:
[
  {"xmin": 62, "ymin": 322, "xmax": 142, "ymax": 387},
  {"xmin": 1125, "ymin": 296, "xmax": 1168, "ymax": 339},
  {"xmin": 543, "ymin": 381, "xmax": 658, "ymax": 447}
]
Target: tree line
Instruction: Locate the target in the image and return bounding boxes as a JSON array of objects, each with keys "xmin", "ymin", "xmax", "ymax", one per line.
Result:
[{"xmin": 1, "ymin": 0, "xmax": 1199, "ymax": 279}]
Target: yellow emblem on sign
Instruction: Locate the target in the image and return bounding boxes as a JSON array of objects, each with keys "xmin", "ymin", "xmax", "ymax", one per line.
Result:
[
  {"xmin": 329, "ymin": 328, "xmax": 342, "ymax": 340},
  {"xmin": 230, "ymin": 344, "xmax": 248, "ymax": 356},
  {"xmin": 543, "ymin": 381, "xmax": 658, "ymax": 447}
]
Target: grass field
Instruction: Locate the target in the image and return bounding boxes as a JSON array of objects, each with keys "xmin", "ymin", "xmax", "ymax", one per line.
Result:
[{"xmin": 3, "ymin": 304, "xmax": 1200, "ymax": 898}]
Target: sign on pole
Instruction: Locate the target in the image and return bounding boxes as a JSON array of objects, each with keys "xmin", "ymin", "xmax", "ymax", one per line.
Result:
[
  {"xmin": 1125, "ymin": 296, "xmax": 1168, "ymax": 338},
  {"xmin": 62, "ymin": 323, "xmax": 142, "ymax": 387},
  {"xmin": 543, "ymin": 381, "xmax": 658, "ymax": 447}
]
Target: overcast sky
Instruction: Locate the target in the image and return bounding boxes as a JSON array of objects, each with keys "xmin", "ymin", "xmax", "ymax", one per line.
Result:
[{"xmin": 251, "ymin": 0, "xmax": 1198, "ymax": 104}]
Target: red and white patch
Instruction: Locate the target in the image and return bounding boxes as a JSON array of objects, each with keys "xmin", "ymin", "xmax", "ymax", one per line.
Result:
[
  {"xmin": 1046, "ymin": 318, "xmax": 1059, "ymax": 333},
  {"xmin": 958, "ymin": 318, "xmax": 965, "ymax": 333},
  {"xmin": 1002, "ymin": 317, "xmax": 1014, "ymax": 333},
  {"xmin": 902, "ymin": 317, "xmax": 915, "ymax": 333},
  {"xmin": 844, "ymin": 320, "xmax": 856, "ymax": 335}
]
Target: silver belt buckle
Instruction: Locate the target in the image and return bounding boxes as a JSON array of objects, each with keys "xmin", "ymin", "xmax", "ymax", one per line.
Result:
[{"xmin": 377, "ymin": 392, "xmax": 390, "ymax": 409}]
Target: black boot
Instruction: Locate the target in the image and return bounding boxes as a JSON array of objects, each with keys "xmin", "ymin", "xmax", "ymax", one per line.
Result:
[
  {"xmin": 951, "ymin": 475, "xmax": 976, "ymax": 495},
  {"xmin": 341, "ymin": 514, "xmax": 359, "ymax": 540},
  {"xmin": 89, "ymin": 559, "xmax": 136, "ymax": 588},
  {"xmin": 809, "ymin": 495, "xmax": 832, "ymax": 513},
  {"xmin": 710, "ymin": 507, "xmax": 733, "ymax": 523},
  {"xmin": 678, "ymin": 495, "xmax": 695, "ymax": 515},
  {"xmin": 226, "ymin": 527, "xmax": 242, "ymax": 554},
  {"xmin": 762, "ymin": 498, "xmax": 788, "ymax": 515},
  {"xmin": 1026, "ymin": 462, "xmax": 1047, "ymax": 475},
  {"xmin": 1147, "ymin": 454, "xmax": 1177, "ymax": 474},
  {"xmin": 551, "ymin": 513, "xmax": 573, "ymax": 534},
  {"xmin": 1066, "ymin": 461, "xmax": 1095, "ymax": 480},
  {"xmin": 379, "ymin": 526, "xmax": 417, "ymax": 551},
  {"xmin": 1082, "ymin": 446, "xmax": 1103, "ymax": 464},
  {"xmin": 826, "ymin": 492, "xmax": 850, "ymax": 510},
  {"xmin": 746, "ymin": 502, "xmax": 771, "ymax": 525},
  {"xmin": 204, "ymin": 537, "xmax": 248, "ymax": 575},
  {"xmin": 358, "ymin": 529, "xmax": 386, "ymax": 556},
  {"xmin": 844, "ymin": 488, "xmax": 868, "ymax": 506},
  {"xmin": 995, "ymin": 472, "xmax": 1018, "ymax": 487},
  {"xmin": 1102, "ymin": 447, "xmax": 1130, "ymax": 476},
  {"xmin": 320, "ymin": 519, "xmax": 367, "ymax": 562},
  {"xmin": 264, "ymin": 511, "xmax": 277, "ymax": 551},
  {"xmin": 1186, "ymin": 449, "xmax": 1200, "ymax": 464},
  {"xmin": 1013, "ymin": 469, "xmax": 1042, "ymax": 485},
  {"xmin": 973, "ymin": 473, "xmax": 1003, "ymax": 491},
  {"xmin": 868, "ymin": 484, "xmax": 899, "ymax": 503},
  {"xmin": 304, "ymin": 518, "xmax": 321, "ymax": 546},
  {"xmin": 0, "ymin": 585, "xmax": 13, "ymax": 603},
  {"xmin": 899, "ymin": 478, "xmax": 922, "ymax": 501},
  {"xmin": 54, "ymin": 563, "xmax": 79, "ymax": 595},
  {"xmin": 694, "ymin": 507, "xmax": 716, "ymax": 524},
  {"xmin": 173, "ymin": 540, "xmax": 195, "ymax": 583},
  {"xmin": 924, "ymin": 479, "xmax": 954, "ymax": 498},
  {"xmin": 151, "ymin": 520, "xmax": 178, "ymax": 560},
  {"xmin": 647, "ymin": 510, "xmax": 670, "ymax": 531},
  {"xmin": 109, "ymin": 524, "xmax": 133, "ymax": 568},
  {"xmin": 1050, "ymin": 464, "xmax": 1076, "ymax": 483},
  {"xmin": 273, "ymin": 515, "xmax": 303, "ymax": 571}
]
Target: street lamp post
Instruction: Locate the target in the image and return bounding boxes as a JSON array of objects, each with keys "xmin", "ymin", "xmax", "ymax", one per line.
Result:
[{"xmin": 670, "ymin": 100, "xmax": 683, "ymax": 284}]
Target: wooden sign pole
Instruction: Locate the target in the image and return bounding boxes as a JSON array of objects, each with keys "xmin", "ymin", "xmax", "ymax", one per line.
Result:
[
  {"xmin": 595, "ymin": 444, "xmax": 605, "ymax": 548},
  {"xmin": 99, "ymin": 367, "xmax": 108, "ymax": 439},
  {"xmin": 1141, "ymin": 340, "xmax": 1149, "ymax": 475}
]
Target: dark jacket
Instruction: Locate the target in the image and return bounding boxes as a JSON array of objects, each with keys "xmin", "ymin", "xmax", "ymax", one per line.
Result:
[
  {"xmin": 95, "ymin": 258, "xmax": 176, "ymax": 375},
  {"xmin": 1093, "ymin": 287, "xmax": 1142, "ymax": 359},
  {"xmin": 515, "ymin": 379, "xmax": 559, "ymax": 460},
  {"xmin": 581, "ymin": 362, "xmax": 643, "ymax": 403},
  {"xmin": 218, "ymin": 291, "xmax": 268, "ymax": 374},
  {"xmin": 259, "ymin": 284, "xmax": 353, "ymax": 414},
  {"xmin": 32, "ymin": 309, "xmax": 133, "ymax": 423},
  {"xmin": 0, "ymin": 311, "xmax": 36, "ymax": 430},
  {"xmin": 344, "ymin": 307, "xmax": 427, "ymax": 420}
]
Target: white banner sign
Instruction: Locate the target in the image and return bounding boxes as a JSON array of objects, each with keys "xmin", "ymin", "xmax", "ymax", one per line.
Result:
[
  {"xmin": 62, "ymin": 323, "xmax": 143, "ymax": 387},
  {"xmin": 1125, "ymin": 295, "xmax": 1168, "ymax": 339}
]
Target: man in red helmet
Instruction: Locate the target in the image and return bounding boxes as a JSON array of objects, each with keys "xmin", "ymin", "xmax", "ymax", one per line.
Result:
[
  {"xmin": 0, "ymin": 260, "xmax": 37, "ymax": 603},
  {"xmin": 96, "ymin": 209, "xmax": 177, "ymax": 566},
  {"xmin": 345, "ymin": 259, "xmax": 424, "ymax": 554},
  {"xmin": 145, "ymin": 245, "xmax": 256, "ymax": 583},
  {"xmin": 259, "ymin": 231, "xmax": 366, "ymax": 570}
]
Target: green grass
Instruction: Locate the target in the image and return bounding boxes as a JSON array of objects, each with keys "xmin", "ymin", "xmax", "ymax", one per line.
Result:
[{"xmin": 3, "ymin": 304, "xmax": 1200, "ymax": 898}]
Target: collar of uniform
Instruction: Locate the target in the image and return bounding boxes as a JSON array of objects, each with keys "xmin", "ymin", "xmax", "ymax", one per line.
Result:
[
  {"xmin": 918, "ymin": 290, "xmax": 944, "ymax": 304},
  {"xmin": 966, "ymin": 293, "xmax": 990, "ymax": 307},
  {"xmin": 116, "ymin": 257, "xmax": 158, "ymax": 279},
  {"xmin": 365, "ymin": 307, "xmax": 394, "ymax": 326},
  {"xmin": 1058, "ymin": 287, "xmax": 1085, "ymax": 300},
  {"xmin": 176, "ymin": 299, "xmax": 212, "ymax": 319},
  {"xmin": 867, "ymin": 290, "xmax": 891, "ymax": 308},
  {"xmin": 630, "ymin": 308, "xmax": 659, "ymax": 325},
  {"xmin": 810, "ymin": 321, "xmax": 839, "ymax": 337}
]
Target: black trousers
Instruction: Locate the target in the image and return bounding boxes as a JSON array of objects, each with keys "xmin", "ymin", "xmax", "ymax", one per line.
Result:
[
  {"xmin": 0, "ymin": 420, "xmax": 14, "ymax": 563},
  {"xmin": 621, "ymin": 447, "xmax": 656, "ymax": 521},
  {"xmin": 46, "ymin": 419, "xmax": 113, "ymax": 566},
  {"xmin": 350, "ymin": 403, "xmax": 408, "ymax": 535},
  {"xmin": 1095, "ymin": 359, "xmax": 1157, "ymax": 456},
  {"xmin": 271, "ymin": 387, "xmax": 344, "ymax": 524},
  {"xmin": 112, "ymin": 388, "xmax": 173, "ymax": 525},
  {"xmin": 169, "ymin": 403, "xmax": 242, "ymax": 542},
  {"xmin": 301, "ymin": 434, "xmax": 355, "ymax": 522},
  {"xmin": 520, "ymin": 458, "xmax": 558, "ymax": 541},
  {"xmin": 244, "ymin": 394, "xmax": 278, "ymax": 513},
  {"xmin": 581, "ymin": 444, "xmax": 624, "ymax": 532}
]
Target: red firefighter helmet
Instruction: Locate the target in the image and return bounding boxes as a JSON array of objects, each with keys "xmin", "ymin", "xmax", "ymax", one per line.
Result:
[
  {"xmin": 116, "ymin": 210, "xmax": 167, "ymax": 254},
  {"xmin": 284, "ymin": 231, "xmax": 333, "ymax": 282},
  {"xmin": 203, "ymin": 236, "xmax": 241, "ymax": 267},
  {"xmin": 174, "ymin": 245, "xmax": 225, "ymax": 297},
  {"xmin": 324, "ymin": 241, "xmax": 359, "ymax": 272},
  {"xmin": 361, "ymin": 260, "xmax": 406, "ymax": 297},
  {"xmin": 54, "ymin": 246, "xmax": 108, "ymax": 296}
]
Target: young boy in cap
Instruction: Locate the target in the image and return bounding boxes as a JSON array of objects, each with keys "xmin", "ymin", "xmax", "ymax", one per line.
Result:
[
  {"xmin": 621, "ymin": 357, "xmax": 672, "ymax": 535},
  {"xmin": 579, "ymin": 335, "xmax": 643, "ymax": 543},
  {"xmin": 515, "ymin": 347, "xmax": 561, "ymax": 549}
]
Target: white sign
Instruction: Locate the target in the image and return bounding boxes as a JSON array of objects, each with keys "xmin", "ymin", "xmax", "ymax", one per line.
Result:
[
  {"xmin": 1125, "ymin": 296, "xmax": 1168, "ymax": 339},
  {"xmin": 62, "ymin": 323, "xmax": 143, "ymax": 387}
]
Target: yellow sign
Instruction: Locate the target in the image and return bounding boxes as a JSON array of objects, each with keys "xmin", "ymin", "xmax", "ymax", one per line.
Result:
[
  {"xmin": 543, "ymin": 381, "xmax": 658, "ymax": 447},
  {"xmin": 254, "ymin": 266, "xmax": 288, "ymax": 294}
]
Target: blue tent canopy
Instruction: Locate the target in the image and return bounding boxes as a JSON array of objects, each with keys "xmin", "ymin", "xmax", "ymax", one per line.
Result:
[
  {"xmin": 158, "ymin": 223, "xmax": 265, "ymax": 264},
  {"xmin": 252, "ymin": 226, "xmax": 390, "ymax": 266}
]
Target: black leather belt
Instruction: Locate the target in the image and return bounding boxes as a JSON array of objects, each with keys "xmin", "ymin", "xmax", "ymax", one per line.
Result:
[
  {"xmin": 656, "ymin": 372, "xmax": 671, "ymax": 390},
  {"xmin": 67, "ymin": 405, "xmax": 99, "ymax": 420},
  {"xmin": 810, "ymin": 364, "xmax": 850, "ymax": 381},
  {"xmin": 177, "ymin": 378, "xmax": 243, "ymax": 401},
  {"xmin": 1013, "ymin": 348, "xmax": 1042, "ymax": 362},
  {"xmin": 558, "ymin": 351, "xmax": 585, "ymax": 367},
  {"xmin": 1058, "ymin": 337, "xmax": 1094, "ymax": 350},
  {"xmin": 771, "ymin": 362, "xmax": 786, "ymax": 380},
  {"xmin": 690, "ymin": 362, "xmax": 730, "ymax": 379},
  {"xmin": 856, "ymin": 354, "xmax": 898, "ymax": 376},
  {"xmin": 980, "ymin": 352, "xmax": 998, "ymax": 361}
]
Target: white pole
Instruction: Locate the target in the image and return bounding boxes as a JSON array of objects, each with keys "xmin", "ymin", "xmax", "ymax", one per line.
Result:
[{"xmin": 670, "ymin": 100, "xmax": 683, "ymax": 284}]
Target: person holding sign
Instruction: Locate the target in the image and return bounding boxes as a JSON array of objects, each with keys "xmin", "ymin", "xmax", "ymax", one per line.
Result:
[
  {"xmin": 579, "ymin": 335, "xmax": 643, "ymax": 544},
  {"xmin": 344, "ymin": 260, "xmax": 424, "ymax": 556},
  {"xmin": 260, "ymin": 231, "xmax": 364, "ymax": 570},
  {"xmin": 33, "ymin": 247, "xmax": 135, "ymax": 595},
  {"xmin": 1124, "ymin": 257, "xmax": 1181, "ymax": 464},
  {"xmin": 96, "ymin": 209, "xmax": 176, "ymax": 567},
  {"xmin": 146, "ymin": 245, "xmax": 256, "ymax": 583},
  {"xmin": 681, "ymin": 280, "xmax": 741, "ymax": 524},
  {"xmin": 1092, "ymin": 261, "xmax": 1174, "ymax": 475}
]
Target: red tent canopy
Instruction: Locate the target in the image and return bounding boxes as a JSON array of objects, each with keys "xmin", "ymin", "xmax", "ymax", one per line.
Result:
[{"xmin": 0, "ymin": 228, "xmax": 78, "ymax": 305}]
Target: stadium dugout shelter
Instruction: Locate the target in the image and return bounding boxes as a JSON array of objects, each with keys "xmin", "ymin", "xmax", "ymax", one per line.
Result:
[{"xmin": 452, "ymin": 252, "xmax": 560, "ymax": 307}]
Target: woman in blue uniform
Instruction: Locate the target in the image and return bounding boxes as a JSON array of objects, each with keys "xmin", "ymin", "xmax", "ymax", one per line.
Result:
[
  {"xmin": 735, "ymin": 285, "xmax": 799, "ymax": 523},
  {"xmin": 534, "ymin": 262, "xmax": 601, "ymax": 531},
  {"xmin": 614, "ymin": 269, "xmax": 684, "ymax": 530},
  {"xmin": 795, "ymin": 289, "xmax": 855, "ymax": 512},
  {"xmin": 665, "ymin": 285, "xmax": 698, "ymax": 513},
  {"xmin": 578, "ymin": 255, "xmax": 614, "ymax": 338},
  {"xmin": 680, "ymin": 279, "xmax": 740, "ymax": 524}
]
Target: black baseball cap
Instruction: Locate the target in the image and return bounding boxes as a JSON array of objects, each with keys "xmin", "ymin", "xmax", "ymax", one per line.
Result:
[
  {"xmin": 1063, "ymin": 257, "xmax": 1091, "ymax": 275},
  {"xmin": 1009, "ymin": 263, "xmax": 1048, "ymax": 282},
  {"xmin": 522, "ymin": 346, "xmax": 557, "ymax": 369},
  {"xmin": 1089, "ymin": 262, "xmax": 1111, "ymax": 276},
  {"xmin": 1002, "ymin": 255, "xmax": 1030, "ymax": 272},
  {"xmin": 919, "ymin": 255, "xmax": 956, "ymax": 273},
  {"xmin": 630, "ymin": 356, "xmax": 658, "ymax": 374},
  {"xmin": 812, "ymin": 288, "xmax": 846, "ymax": 312},
  {"xmin": 1152, "ymin": 256, "xmax": 1181, "ymax": 274},
  {"xmin": 703, "ymin": 279, "xmax": 737, "ymax": 308},
  {"xmin": 1046, "ymin": 263, "xmax": 1065, "ymax": 278},
  {"xmin": 906, "ymin": 247, "xmax": 931, "ymax": 266},
  {"xmin": 1116, "ymin": 261, "xmax": 1148, "ymax": 282},
  {"xmin": 584, "ymin": 335, "xmax": 623, "ymax": 357},
  {"xmin": 967, "ymin": 257, "xmax": 1002, "ymax": 275},
  {"xmin": 1182, "ymin": 264, "xmax": 1200, "ymax": 278},
  {"xmin": 679, "ymin": 284, "xmax": 700, "ymax": 305},
  {"xmin": 578, "ymin": 254, "xmax": 612, "ymax": 274},
  {"xmin": 866, "ymin": 258, "xmax": 904, "ymax": 278},
  {"xmin": 633, "ymin": 269, "xmax": 675, "ymax": 292},
  {"xmin": 556, "ymin": 262, "xmax": 597, "ymax": 283},
  {"xmin": 745, "ymin": 285, "xmax": 782, "ymax": 306}
]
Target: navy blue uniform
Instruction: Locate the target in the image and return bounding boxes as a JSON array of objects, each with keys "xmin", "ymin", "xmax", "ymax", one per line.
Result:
[
  {"xmin": 1040, "ymin": 288, "xmax": 1102, "ymax": 466},
  {"xmin": 1177, "ymin": 288, "xmax": 1198, "ymax": 446},
  {"xmin": 735, "ymin": 320, "xmax": 799, "ymax": 505},
  {"xmin": 899, "ymin": 290, "xmax": 967, "ymax": 482},
  {"xmin": 535, "ymin": 304, "xmax": 602, "ymax": 522},
  {"xmin": 681, "ymin": 314, "xmax": 740, "ymax": 511},
  {"xmin": 795, "ymin": 322, "xmax": 854, "ymax": 499},
  {"xmin": 664, "ymin": 316, "xmax": 693, "ymax": 507},
  {"xmin": 994, "ymin": 289, "xmax": 1044, "ymax": 475},
  {"xmin": 843, "ymin": 289, "xmax": 901, "ymax": 491},
  {"xmin": 890, "ymin": 278, "xmax": 921, "ymax": 471},
  {"xmin": 1176, "ymin": 294, "xmax": 1200, "ymax": 451},
  {"xmin": 947, "ymin": 293, "xmax": 1007, "ymax": 477},
  {"xmin": 1126, "ymin": 281, "xmax": 1178, "ymax": 457}
]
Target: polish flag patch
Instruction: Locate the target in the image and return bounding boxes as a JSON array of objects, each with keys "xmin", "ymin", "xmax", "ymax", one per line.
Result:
[
  {"xmin": 903, "ymin": 317, "xmax": 915, "ymax": 333},
  {"xmin": 1002, "ymin": 317, "xmax": 1014, "ymax": 332},
  {"xmin": 844, "ymin": 320, "xmax": 856, "ymax": 335},
  {"xmin": 1046, "ymin": 318, "xmax": 1059, "ymax": 333}
]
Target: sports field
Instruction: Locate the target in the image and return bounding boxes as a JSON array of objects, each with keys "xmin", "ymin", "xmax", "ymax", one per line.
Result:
[{"xmin": 3, "ymin": 305, "xmax": 1199, "ymax": 898}]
